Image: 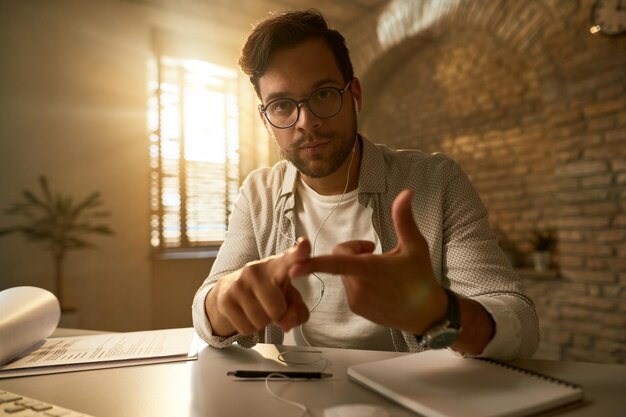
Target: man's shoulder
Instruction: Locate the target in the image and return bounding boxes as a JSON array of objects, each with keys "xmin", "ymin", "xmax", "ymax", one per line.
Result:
[
  {"xmin": 373, "ymin": 141, "xmax": 456, "ymax": 171},
  {"xmin": 243, "ymin": 161, "xmax": 288, "ymax": 185},
  {"xmin": 239, "ymin": 161, "xmax": 291, "ymax": 201},
  {"xmin": 360, "ymin": 138, "xmax": 463, "ymax": 193}
]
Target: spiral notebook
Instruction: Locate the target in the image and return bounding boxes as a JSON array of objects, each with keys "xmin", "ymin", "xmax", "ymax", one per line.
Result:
[{"xmin": 347, "ymin": 350, "xmax": 584, "ymax": 417}]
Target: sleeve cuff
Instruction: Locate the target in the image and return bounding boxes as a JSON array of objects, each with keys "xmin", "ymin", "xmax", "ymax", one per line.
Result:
[
  {"xmin": 467, "ymin": 295, "xmax": 522, "ymax": 361},
  {"xmin": 191, "ymin": 282, "xmax": 259, "ymax": 349}
]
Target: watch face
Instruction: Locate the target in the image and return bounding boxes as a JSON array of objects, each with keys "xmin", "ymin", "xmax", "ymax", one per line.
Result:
[
  {"xmin": 591, "ymin": 0, "xmax": 626, "ymax": 35},
  {"xmin": 426, "ymin": 328, "xmax": 460, "ymax": 350}
]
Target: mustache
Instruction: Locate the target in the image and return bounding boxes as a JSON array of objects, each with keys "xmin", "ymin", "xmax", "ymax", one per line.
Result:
[{"xmin": 291, "ymin": 131, "xmax": 336, "ymax": 149}]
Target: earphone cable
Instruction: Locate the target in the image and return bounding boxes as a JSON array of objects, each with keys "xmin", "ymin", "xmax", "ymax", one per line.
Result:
[
  {"xmin": 273, "ymin": 134, "xmax": 358, "ymax": 346},
  {"xmin": 264, "ymin": 373, "xmax": 310, "ymax": 416}
]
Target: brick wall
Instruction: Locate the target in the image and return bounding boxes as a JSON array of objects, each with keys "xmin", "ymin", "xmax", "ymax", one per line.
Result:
[{"xmin": 349, "ymin": 0, "xmax": 626, "ymax": 363}]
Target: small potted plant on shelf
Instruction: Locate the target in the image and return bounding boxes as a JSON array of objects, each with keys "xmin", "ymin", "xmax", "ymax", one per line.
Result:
[{"xmin": 530, "ymin": 229, "xmax": 557, "ymax": 272}]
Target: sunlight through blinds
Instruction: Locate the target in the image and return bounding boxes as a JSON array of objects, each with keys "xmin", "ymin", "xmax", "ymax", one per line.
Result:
[{"xmin": 149, "ymin": 56, "xmax": 239, "ymax": 249}]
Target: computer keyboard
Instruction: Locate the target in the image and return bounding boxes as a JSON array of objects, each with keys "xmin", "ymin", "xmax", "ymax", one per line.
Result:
[{"xmin": 0, "ymin": 389, "xmax": 95, "ymax": 416}]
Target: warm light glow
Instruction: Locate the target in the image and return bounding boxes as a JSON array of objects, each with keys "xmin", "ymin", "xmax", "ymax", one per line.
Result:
[
  {"xmin": 149, "ymin": 55, "xmax": 240, "ymax": 247},
  {"xmin": 377, "ymin": 0, "xmax": 461, "ymax": 48}
]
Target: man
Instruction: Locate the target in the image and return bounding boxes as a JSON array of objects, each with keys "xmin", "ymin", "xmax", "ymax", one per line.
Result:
[{"xmin": 192, "ymin": 9, "xmax": 539, "ymax": 360}]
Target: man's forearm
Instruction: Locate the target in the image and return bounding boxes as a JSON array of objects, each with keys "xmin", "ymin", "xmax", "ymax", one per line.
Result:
[{"xmin": 451, "ymin": 296, "xmax": 495, "ymax": 355}]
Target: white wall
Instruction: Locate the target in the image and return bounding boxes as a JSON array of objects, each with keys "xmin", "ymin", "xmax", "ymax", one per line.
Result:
[{"xmin": 0, "ymin": 0, "xmax": 248, "ymax": 331}]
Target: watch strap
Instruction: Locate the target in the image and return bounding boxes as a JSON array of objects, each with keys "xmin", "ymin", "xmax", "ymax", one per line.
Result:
[{"xmin": 443, "ymin": 287, "xmax": 461, "ymax": 329}]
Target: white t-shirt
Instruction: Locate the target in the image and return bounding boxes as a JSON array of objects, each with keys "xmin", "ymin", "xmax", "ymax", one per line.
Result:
[{"xmin": 291, "ymin": 177, "xmax": 397, "ymax": 351}]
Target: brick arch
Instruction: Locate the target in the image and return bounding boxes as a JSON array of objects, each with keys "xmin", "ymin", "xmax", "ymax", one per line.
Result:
[{"xmin": 348, "ymin": 0, "xmax": 569, "ymax": 112}]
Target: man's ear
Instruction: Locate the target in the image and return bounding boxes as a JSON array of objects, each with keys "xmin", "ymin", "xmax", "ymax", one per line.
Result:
[
  {"xmin": 350, "ymin": 77, "xmax": 363, "ymax": 113},
  {"xmin": 259, "ymin": 110, "xmax": 279, "ymax": 147}
]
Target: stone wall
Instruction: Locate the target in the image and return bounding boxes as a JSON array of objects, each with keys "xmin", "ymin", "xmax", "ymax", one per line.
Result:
[{"xmin": 349, "ymin": 0, "xmax": 625, "ymax": 363}]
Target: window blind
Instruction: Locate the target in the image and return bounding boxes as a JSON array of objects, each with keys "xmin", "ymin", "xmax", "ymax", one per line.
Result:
[{"xmin": 149, "ymin": 56, "xmax": 240, "ymax": 249}]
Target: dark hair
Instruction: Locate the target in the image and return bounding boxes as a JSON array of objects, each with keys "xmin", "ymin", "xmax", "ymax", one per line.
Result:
[{"xmin": 239, "ymin": 9, "xmax": 354, "ymax": 98}]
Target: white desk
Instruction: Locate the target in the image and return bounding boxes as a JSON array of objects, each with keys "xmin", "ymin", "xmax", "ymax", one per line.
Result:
[{"xmin": 1, "ymin": 340, "xmax": 625, "ymax": 417}]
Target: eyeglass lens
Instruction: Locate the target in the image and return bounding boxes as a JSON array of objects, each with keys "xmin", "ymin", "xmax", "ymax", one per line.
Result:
[{"xmin": 265, "ymin": 87, "xmax": 344, "ymax": 128}]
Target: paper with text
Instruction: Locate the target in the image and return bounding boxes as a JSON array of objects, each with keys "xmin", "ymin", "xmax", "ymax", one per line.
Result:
[{"xmin": 0, "ymin": 327, "xmax": 199, "ymax": 378}]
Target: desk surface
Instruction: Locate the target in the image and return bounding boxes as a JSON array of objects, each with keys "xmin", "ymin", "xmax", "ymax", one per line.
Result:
[{"xmin": 1, "ymin": 339, "xmax": 625, "ymax": 417}]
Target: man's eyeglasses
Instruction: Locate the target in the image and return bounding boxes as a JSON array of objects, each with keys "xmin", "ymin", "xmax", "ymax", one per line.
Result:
[{"xmin": 259, "ymin": 80, "xmax": 352, "ymax": 129}]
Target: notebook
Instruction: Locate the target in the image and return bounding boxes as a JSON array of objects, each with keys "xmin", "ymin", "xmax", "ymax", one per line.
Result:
[{"xmin": 347, "ymin": 349, "xmax": 584, "ymax": 417}]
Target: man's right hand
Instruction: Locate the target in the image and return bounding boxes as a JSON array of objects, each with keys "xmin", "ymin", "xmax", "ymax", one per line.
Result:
[{"xmin": 205, "ymin": 238, "xmax": 312, "ymax": 337}]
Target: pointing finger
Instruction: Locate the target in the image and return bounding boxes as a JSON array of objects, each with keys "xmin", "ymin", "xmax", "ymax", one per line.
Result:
[
  {"xmin": 287, "ymin": 237, "xmax": 312, "ymax": 263},
  {"xmin": 288, "ymin": 240, "xmax": 374, "ymax": 278},
  {"xmin": 271, "ymin": 237, "xmax": 312, "ymax": 283},
  {"xmin": 332, "ymin": 240, "xmax": 376, "ymax": 256},
  {"xmin": 288, "ymin": 253, "xmax": 375, "ymax": 279}
]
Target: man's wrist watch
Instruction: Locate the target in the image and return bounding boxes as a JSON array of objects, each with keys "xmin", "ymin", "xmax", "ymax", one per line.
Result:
[{"xmin": 415, "ymin": 288, "xmax": 461, "ymax": 349}]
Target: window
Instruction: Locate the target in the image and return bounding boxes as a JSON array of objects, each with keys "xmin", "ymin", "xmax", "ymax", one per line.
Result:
[{"xmin": 148, "ymin": 56, "xmax": 240, "ymax": 250}]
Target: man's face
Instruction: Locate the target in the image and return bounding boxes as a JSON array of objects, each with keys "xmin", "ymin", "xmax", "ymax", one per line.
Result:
[{"xmin": 258, "ymin": 39, "xmax": 361, "ymax": 179}]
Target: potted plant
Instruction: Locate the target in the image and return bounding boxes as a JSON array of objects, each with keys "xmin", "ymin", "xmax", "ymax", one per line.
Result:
[
  {"xmin": 0, "ymin": 176, "xmax": 114, "ymax": 311},
  {"xmin": 530, "ymin": 229, "xmax": 556, "ymax": 272}
]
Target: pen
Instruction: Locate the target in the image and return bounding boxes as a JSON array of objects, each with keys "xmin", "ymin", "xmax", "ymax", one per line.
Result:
[{"xmin": 227, "ymin": 370, "xmax": 333, "ymax": 379}]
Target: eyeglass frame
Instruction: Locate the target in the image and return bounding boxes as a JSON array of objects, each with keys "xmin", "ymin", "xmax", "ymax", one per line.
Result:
[{"xmin": 258, "ymin": 79, "xmax": 353, "ymax": 129}]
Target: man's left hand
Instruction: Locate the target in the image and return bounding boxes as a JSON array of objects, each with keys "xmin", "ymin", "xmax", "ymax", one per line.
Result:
[{"xmin": 289, "ymin": 188, "xmax": 448, "ymax": 335}]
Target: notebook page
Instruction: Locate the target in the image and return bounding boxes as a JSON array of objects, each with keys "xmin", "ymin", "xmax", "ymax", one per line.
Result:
[{"xmin": 348, "ymin": 349, "xmax": 583, "ymax": 417}]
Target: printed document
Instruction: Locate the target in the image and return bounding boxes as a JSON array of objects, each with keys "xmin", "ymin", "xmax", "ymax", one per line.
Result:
[{"xmin": 0, "ymin": 327, "xmax": 200, "ymax": 378}]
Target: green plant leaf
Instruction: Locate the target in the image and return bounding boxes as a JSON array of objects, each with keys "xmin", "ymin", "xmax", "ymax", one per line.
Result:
[
  {"xmin": 81, "ymin": 210, "xmax": 111, "ymax": 219},
  {"xmin": 39, "ymin": 176, "xmax": 53, "ymax": 204},
  {"xmin": 89, "ymin": 225, "xmax": 115, "ymax": 235},
  {"xmin": 4, "ymin": 203, "xmax": 34, "ymax": 217},
  {"xmin": 65, "ymin": 236, "xmax": 95, "ymax": 249},
  {"xmin": 22, "ymin": 190, "xmax": 53, "ymax": 215},
  {"xmin": 0, "ymin": 227, "xmax": 19, "ymax": 236},
  {"xmin": 530, "ymin": 229, "xmax": 557, "ymax": 251},
  {"xmin": 71, "ymin": 192, "xmax": 103, "ymax": 218}
]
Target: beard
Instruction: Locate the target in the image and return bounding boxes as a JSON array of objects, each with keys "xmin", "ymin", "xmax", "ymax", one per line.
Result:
[{"xmin": 277, "ymin": 111, "xmax": 358, "ymax": 179}]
